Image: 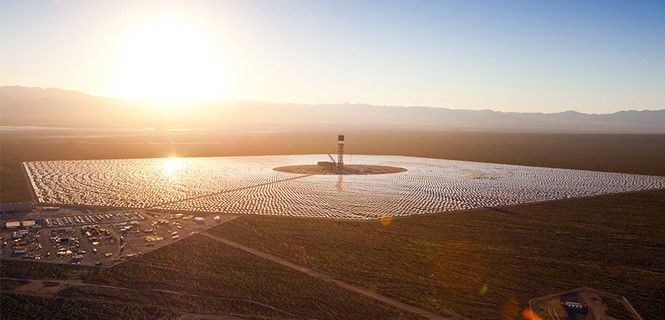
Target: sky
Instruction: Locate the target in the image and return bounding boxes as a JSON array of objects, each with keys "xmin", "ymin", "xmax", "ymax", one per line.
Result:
[{"xmin": 1, "ymin": 0, "xmax": 664, "ymax": 113}]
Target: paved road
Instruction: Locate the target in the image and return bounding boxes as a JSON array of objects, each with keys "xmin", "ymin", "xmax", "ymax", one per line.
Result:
[{"xmin": 200, "ymin": 232, "xmax": 466, "ymax": 320}]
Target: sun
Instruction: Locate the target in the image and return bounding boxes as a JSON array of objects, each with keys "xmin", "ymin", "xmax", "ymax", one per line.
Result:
[{"xmin": 109, "ymin": 14, "xmax": 229, "ymax": 103}]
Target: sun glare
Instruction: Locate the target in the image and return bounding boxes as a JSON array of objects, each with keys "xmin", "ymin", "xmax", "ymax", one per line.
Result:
[
  {"xmin": 161, "ymin": 156, "xmax": 185, "ymax": 178},
  {"xmin": 109, "ymin": 14, "xmax": 229, "ymax": 103}
]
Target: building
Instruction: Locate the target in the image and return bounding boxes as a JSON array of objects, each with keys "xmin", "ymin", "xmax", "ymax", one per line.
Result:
[
  {"xmin": 337, "ymin": 133, "xmax": 345, "ymax": 167},
  {"xmin": 5, "ymin": 221, "xmax": 21, "ymax": 229},
  {"xmin": 21, "ymin": 220, "xmax": 36, "ymax": 227}
]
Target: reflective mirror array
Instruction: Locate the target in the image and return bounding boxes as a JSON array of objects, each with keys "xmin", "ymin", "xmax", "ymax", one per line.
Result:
[{"xmin": 24, "ymin": 155, "xmax": 665, "ymax": 219}]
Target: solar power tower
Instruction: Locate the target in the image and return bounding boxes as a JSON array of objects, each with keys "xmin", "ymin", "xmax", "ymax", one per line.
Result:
[{"xmin": 337, "ymin": 133, "xmax": 345, "ymax": 168}]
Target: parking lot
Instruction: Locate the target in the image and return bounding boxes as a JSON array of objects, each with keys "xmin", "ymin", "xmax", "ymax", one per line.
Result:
[{"xmin": 1, "ymin": 206, "xmax": 235, "ymax": 267}]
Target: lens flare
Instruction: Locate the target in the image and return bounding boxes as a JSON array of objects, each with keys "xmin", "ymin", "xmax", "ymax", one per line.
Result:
[{"xmin": 521, "ymin": 307, "xmax": 544, "ymax": 320}]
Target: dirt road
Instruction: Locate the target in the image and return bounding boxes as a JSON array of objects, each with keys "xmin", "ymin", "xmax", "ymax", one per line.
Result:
[{"xmin": 200, "ymin": 232, "xmax": 465, "ymax": 320}]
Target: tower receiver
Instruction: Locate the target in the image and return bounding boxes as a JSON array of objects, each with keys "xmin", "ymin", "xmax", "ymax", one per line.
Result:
[{"xmin": 337, "ymin": 133, "xmax": 344, "ymax": 168}]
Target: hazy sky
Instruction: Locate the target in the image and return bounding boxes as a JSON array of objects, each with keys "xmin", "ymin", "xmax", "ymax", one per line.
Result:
[{"xmin": 1, "ymin": 0, "xmax": 664, "ymax": 112}]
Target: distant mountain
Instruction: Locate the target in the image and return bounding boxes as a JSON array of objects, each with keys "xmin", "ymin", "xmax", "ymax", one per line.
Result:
[{"xmin": 1, "ymin": 86, "xmax": 664, "ymax": 133}]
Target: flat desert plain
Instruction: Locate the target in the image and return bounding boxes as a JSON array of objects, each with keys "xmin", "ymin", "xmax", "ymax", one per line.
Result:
[{"xmin": 1, "ymin": 131, "xmax": 664, "ymax": 319}]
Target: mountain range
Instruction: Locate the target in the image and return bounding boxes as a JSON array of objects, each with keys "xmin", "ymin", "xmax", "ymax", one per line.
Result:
[{"xmin": 1, "ymin": 86, "xmax": 663, "ymax": 133}]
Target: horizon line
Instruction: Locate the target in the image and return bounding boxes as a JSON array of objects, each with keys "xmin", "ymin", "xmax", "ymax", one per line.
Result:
[{"xmin": 2, "ymin": 84, "xmax": 663, "ymax": 115}]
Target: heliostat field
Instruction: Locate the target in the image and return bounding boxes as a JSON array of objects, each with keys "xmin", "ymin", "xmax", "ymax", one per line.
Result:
[{"xmin": 23, "ymin": 155, "xmax": 665, "ymax": 219}]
